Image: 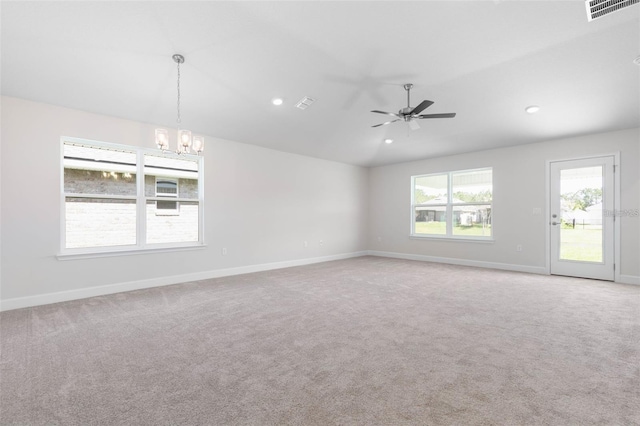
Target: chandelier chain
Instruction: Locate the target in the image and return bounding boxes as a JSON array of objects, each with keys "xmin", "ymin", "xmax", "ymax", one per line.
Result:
[{"xmin": 176, "ymin": 60, "xmax": 181, "ymax": 126}]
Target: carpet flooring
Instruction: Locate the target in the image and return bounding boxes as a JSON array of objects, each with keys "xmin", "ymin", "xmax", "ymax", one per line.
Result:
[{"xmin": 1, "ymin": 256, "xmax": 639, "ymax": 425}]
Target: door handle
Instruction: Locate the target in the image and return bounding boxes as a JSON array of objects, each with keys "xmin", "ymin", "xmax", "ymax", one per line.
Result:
[{"xmin": 551, "ymin": 221, "xmax": 560, "ymax": 225}]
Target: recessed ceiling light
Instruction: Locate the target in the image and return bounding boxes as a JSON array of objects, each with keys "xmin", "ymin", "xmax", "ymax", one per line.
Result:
[
  {"xmin": 272, "ymin": 98, "xmax": 284, "ymax": 106},
  {"xmin": 525, "ymin": 105, "xmax": 540, "ymax": 114},
  {"xmin": 384, "ymin": 138, "xmax": 394, "ymax": 144}
]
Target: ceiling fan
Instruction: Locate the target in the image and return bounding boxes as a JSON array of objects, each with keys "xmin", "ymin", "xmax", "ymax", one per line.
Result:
[{"xmin": 371, "ymin": 84, "xmax": 456, "ymax": 130}]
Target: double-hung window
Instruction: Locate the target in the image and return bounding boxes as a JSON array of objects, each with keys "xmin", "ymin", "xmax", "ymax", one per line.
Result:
[
  {"xmin": 61, "ymin": 137, "xmax": 204, "ymax": 254},
  {"xmin": 412, "ymin": 168, "xmax": 492, "ymax": 239},
  {"xmin": 155, "ymin": 178, "xmax": 179, "ymax": 214}
]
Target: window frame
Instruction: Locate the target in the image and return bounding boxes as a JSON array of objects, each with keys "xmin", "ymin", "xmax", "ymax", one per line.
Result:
[
  {"xmin": 411, "ymin": 167, "xmax": 493, "ymax": 241},
  {"xmin": 59, "ymin": 137, "xmax": 205, "ymax": 258}
]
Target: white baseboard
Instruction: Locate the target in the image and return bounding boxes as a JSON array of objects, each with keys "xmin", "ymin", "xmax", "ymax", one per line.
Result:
[
  {"xmin": 366, "ymin": 250, "xmax": 549, "ymax": 275},
  {"xmin": 618, "ymin": 274, "xmax": 640, "ymax": 285},
  {"xmin": 0, "ymin": 251, "xmax": 368, "ymax": 312},
  {"xmin": 4, "ymin": 250, "xmax": 636, "ymax": 311},
  {"xmin": 368, "ymin": 250, "xmax": 640, "ymax": 285}
]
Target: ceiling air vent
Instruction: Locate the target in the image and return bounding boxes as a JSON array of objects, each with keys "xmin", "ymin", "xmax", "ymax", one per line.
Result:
[
  {"xmin": 295, "ymin": 96, "xmax": 315, "ymax": 110},
  {"xmin": 585, "ymin": 0, "xmax": 639, "ymax": 21}
]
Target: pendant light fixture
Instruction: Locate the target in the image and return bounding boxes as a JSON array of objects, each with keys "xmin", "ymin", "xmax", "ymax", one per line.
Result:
[{"xmin": 155, "ymin": 54, "xmax": 204, "ymax": 155}]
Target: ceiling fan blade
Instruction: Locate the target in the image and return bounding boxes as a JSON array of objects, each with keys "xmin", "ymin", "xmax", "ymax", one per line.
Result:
[
  {"xmin": 371, "ymin": 110, "xmax": 401, "ymax": 118},
  {"xmin": 417, "ymin": 113, "xmax": 457, "ymax": 119},
  {"xmin": 409, "ymin": 100, "xmax": 434, "ymax": 115},
  {"xmin": 372, "ymin": 119, "xmax": 400, "ymax": 128},
  {"xmin": 408, "ymin": 120, "xmax": 420, "ymax": 131}
]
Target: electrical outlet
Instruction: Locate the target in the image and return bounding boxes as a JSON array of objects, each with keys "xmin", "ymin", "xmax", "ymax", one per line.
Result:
[
  {"xmin": 303, "ymin": 241, "xmax": 308, "ymax": 248},
  {"xmin": 319, "ymin": 240, "xmax": 324, "ymax": 246},
  {"xmin": 222, "ymin": 247, "xmax": 228, "ymax": 256},
  {"xmin": 532, "ymin": 207, "xmax": 542, "ymax": 215},
  {"xmin": 377, "ymin": 236, "xmax": 382, "ymax": 242},
  {"xmin": 516, "ymin": 245, "xmax": 523, "ymax": 252}
]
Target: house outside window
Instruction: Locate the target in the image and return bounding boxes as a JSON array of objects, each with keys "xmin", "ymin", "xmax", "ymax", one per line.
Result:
[
  {"xmin": 156, "ymin": 178, "xmax": 179, "ymax": 214},
  {"xmin": 61, "ymin": 137, "xmax": 204, "ymax": 254},
  {"xmin": 412, "ymin": 168, "xmax": 492, "ymax": 239}
]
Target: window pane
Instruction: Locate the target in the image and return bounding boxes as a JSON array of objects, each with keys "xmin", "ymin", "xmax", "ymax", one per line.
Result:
[
  {"xmin": 414, "ymin": 174, "xmax": 448, "ymax": 204},
  {"xmin": 156, "ymin": 180, "xmax": 178, "ymax": 195},
  {"xmin": 559, "ymin": 166, "xmax": 603, "ymax": 262},
  {"xmin": 156, "ymin": 200, "xmax": 178, "ymax": 211},
  {"xmin": 144, "ymin": 154, "xmax": 199, "ymax": 198},
  {"xmin": 145, "ymin": 176, "xmax": 198, "ymax": 198},
  {"xmin": 64, "ymin": 144, "xmax": 136, "ymax": 196},
  {"xmin": 144, "ymin": 154, "xmax": 199, "ymax": 172},
  {"xmin": 65, "ymin": 198, "xmax": 136, "ymax": 248},
  {"xmin": 452, "ymin": 169, "xmax": 492, "ymax": 203},
  {"xmin": 155, "ymin": 178, "xmax": 179, "ymax": 213},
  {"xmin": 146, "ymin": 201, "xmax": 199, "ymax": 244},
  {"xmin": 414, "ymin": 206, "xmax": 447, "ymax": 235},
  {"xmin": 452, "ymin": 205, "xmax": 492, "ymax": 237}
]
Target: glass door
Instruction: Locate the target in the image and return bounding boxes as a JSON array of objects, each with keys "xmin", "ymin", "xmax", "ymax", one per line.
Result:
[{"xmin": 549, "ymin": 156, "xmax": 614, "ymax": 280}]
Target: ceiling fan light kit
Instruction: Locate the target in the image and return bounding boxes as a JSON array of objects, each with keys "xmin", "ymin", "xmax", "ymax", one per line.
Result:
[
  {"xmin": 155, "ymin": 54, "xmax": 204, "ymax": 155},
  {"xmin": 371, "ymin": 83, "xmax": 456, "ymax": 130}
]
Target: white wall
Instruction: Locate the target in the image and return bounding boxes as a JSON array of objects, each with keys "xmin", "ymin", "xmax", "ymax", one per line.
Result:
[
  {"xmin": 2, "ymin": 96, "xmax": 638, "ymax": 310},
  {"xmin": 368, "ymin": 128, "xmax": 640, "ymax": 281},
  {"xmin": 0, "ymin": 97, "xmax": 369, "ymax": 308}
]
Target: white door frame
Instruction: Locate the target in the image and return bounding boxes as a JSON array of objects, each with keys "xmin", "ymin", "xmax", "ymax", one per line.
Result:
[{"xmin": 545, "ymin": 152, "xmax": 621, "ymax": 282}]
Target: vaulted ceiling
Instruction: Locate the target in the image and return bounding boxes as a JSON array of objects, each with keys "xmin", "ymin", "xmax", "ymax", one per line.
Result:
[{"xmin": 2, "ymin": 1, "xmax": 639, "ymax": 167}]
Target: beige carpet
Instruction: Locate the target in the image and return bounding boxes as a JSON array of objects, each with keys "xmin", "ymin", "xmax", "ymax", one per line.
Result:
[{"xmin": 1, "ymin": 256, "xmax": 639, "ymax": 425}]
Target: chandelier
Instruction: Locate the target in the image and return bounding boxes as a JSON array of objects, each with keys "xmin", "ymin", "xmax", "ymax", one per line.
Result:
[{"xmin": 155, "ymin": 54, "xmax": 204, "ymax": 155}]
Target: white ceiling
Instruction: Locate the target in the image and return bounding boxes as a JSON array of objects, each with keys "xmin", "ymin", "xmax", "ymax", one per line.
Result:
[{"xmin": 2, "ymin": 1, "xmax": 639, "ymax": 167}]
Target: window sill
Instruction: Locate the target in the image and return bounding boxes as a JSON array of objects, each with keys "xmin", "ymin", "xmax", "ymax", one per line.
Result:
[
  {"xmin": 57, "ymin": 243, "xmax": 207, "ymax": 261},
  {"xmin": 410, "ymin": 235, "xmax": 495, "ymax": 243}
]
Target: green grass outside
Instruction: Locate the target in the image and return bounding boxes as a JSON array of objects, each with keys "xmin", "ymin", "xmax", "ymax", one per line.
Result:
[
  {"xmin": 560, "ymin": 227, "xmax": 602, "ymax": 262},
  {"xmin": 415, "ymin": 223, "xmax": 601, "ymax": 262},
  {"xmin": 414, "ymin": 222, "xmax": 601, "ymax": 262}
]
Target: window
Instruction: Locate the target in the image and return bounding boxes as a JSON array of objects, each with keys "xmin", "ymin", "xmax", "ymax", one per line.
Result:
[
  {"xmin": 412, "ymin": 168, "xmax": 492, "ymax": 239},
  {"xmin": 156, "ymin": 178, "xmax": 178, "ymax": 213},
  {"xmin": 61, "ymin": 138, "xmax": 203, "ymax": 253}
]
